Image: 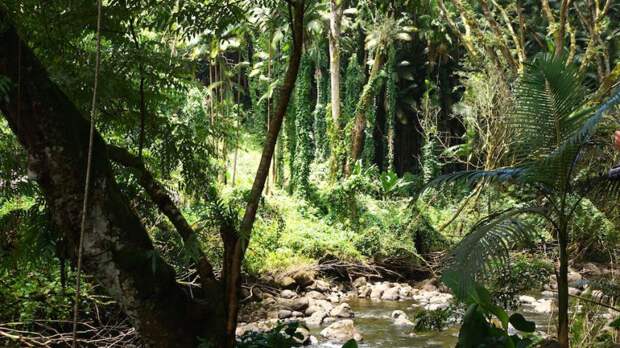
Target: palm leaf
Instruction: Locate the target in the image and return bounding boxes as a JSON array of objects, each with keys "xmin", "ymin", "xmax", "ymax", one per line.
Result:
[
  {"xmin": 511, "ymin": 55, "xmax": 587, "ymax": 160},
  {"xmin": 442, "ymin": 207, "xmax": 545, "ymax": 300}
]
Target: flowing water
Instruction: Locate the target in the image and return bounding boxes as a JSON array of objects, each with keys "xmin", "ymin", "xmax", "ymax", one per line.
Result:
[{"xmin": 309, "ymin": 293, "xmax": 556, "ymax": 348}]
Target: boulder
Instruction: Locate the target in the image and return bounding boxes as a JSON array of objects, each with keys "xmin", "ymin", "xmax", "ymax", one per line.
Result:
[
  {"xmin": 278, "ymin": 310, "xmax": 292, "ymax": 319},
  {"xmin": 305, "ymin": 290, "xmax": 326, "ymax": 300},
  {"xmin": 352, "ymin": 276, "xmax": 367, "ymax": 288},
  {"xmin": 518, "ymin": 295, "xmax": 536, "ymax": 305},
  {"xmin": 391, "ymin": 310, "xmax": 414, "ymax": 326},
  {"xmin": 320, "ymin": 319, "xmax": 363, "ymax": 343},
  {"xmin": 277, "ymin": 276, "xmax": 297, "ymax": 289},
  {"xmin": 280, "ymin": 289, "xmax": 297, "ymax": 299},
  {"xmin": 581, "ymin": 262, "xmax": 602, "ymax": 276},
  {"xmin": 381, "ymin": 286, "xmax": 401, "ymax": 301},
  {"xmin": 305, "ymin": 310, "xmax": 327, "ymax": 328},
  {"xmin": 357, "ymin": 285, "xmax": 371, "ymax": 298},
  {"xmin": 567, "ymin": 269, "xmax": 582, "ymax": 285},
  {"xmin": 292, "ymin": 270, "xmax": 316, "ymax": 287},
  {"xmin": 293, "ymin": 326, "xmax": 311, "ymax": 345},
  {"xmin": 330, "ymin": 303, "xmax": 353, "ymax": 318},
  {"xmin": 417, "ymin": 279, "xmax": 438, "ymax": 292},
  {"xmin": 305, "ymin": 299, "xmax": 334, "ymax": 316},
  {"xmin": 399, "ymin": 285, "xmax": 414, "ymax": 298},
  {"xmin": 309, "ymin": 279, "xmax": 331, "ymax": 292},
  {"xmin": 370, "ymin": 283, "xmax": 391, "ymax": 300},
  {"xmin": 278, "ymin": 296, "xmax": 309, "ymax": 311}
]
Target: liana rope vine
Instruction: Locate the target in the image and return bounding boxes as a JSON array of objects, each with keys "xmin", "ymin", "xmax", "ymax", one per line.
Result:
[{"xmin": 72, "ymin": 0, "xmax": 103, "ymax": 346}]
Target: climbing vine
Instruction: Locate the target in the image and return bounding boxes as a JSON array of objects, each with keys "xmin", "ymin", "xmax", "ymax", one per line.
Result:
[
  {"xmin": 385, "ymin": 45, "xmax": 397, "ymax": 171},
  {"xmin": 293, "ymin": 54, "xmax": 314, "ymax": 195}
]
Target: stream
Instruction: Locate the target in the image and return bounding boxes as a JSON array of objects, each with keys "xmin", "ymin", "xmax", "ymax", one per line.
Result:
[{"xmin": 308, "ymin": 293, "xmax": 556, "ymax": 347}]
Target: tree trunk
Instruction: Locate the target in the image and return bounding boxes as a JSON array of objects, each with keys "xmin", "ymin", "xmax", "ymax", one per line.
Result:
[
  {"xmin": 328, "ymin": 0, "xmax": 345, "ymax": 176},
  {"xmin": 557, "ymin": 224, "xmax": 570, "ymax": 348},
  {"xmin": 222, "ymin": 2, "xmax": 305, "ymax": 347},
  {"xmin": 0, "ymin": 13, "xmax": 223, "ymax": 347}
]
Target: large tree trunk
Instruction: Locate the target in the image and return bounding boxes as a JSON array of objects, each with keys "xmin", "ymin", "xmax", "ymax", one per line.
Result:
[{"xmin": 0, "ymin": 13, "xmax": 223, "ymax": 347}]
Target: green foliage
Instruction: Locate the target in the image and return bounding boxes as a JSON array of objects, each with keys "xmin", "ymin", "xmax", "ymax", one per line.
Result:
[
  {"xmin": 236, "ymin": 322, "xmax": 305, "ymax": 348},
  {"xmin": 454, "ymin": 285, "xmax": 537, "ymax": 348},
  {"xmin": 413, "ymin": 306, "xmax": 458, "ymax": 331},
  {"xmin": 487, "ymin": 253, "xmax": 553, "ymax": 309},
  {"xmin": 428, "ymin": 56, "xmax": 620, "ymax": 299}
]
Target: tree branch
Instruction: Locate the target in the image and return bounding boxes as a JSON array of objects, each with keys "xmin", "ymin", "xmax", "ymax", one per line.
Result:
[{"xmin": 106, "ymin": 145, "xmax": 216, "ymax": 283}]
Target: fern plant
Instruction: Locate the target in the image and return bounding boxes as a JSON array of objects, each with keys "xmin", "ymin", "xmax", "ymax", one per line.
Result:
[{"xmin": 424, "ymin": 55, "xmax": 620, "ymax": 348}]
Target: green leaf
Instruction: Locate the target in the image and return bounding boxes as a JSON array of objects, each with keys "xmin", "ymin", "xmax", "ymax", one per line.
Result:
[
  {"xmin": 509, "ymin": 313, "xmax": 536, "ymax": 333},
  {"xmin": 474, "ymin": 286, "xmax": 509, "ymax": 330},
  {"xmin": 341, "ymin": 339, "xmax": 358, "ymax": 348},
  {"xmin": 610, "ymin": 317, "xmax": 620, "ymax": 329}
]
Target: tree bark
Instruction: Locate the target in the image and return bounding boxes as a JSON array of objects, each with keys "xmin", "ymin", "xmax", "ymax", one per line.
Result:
[
  {"xmin": 0, "ymin": 13, "xmax": 222, "ymax": 347},
  {"xmin": 222, "ymin": 2, "xmax": 305, "ymax": 347}
]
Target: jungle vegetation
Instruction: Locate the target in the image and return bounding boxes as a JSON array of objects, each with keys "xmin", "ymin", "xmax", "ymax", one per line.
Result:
[{"xmin": 0, "ymin": 0, "xmax": 619, "ymax": 347}]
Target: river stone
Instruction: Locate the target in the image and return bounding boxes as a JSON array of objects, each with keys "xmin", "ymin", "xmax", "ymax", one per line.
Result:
[
  {"xmin": 568, "ymin": 287, "xmax": 581, "ymax": 296},
  {"xmin": 370, "ymin": 283, "xmax": 391, "ymax": 299},
  {"xmin": 305, "ymin": 290, "xmax": 326, "ymax": 300},
  {"xmin": 281, "ymin": 289, "xmax": 297, "ymax": 299},
  {"xmin": 391, "ymin": 310, "xmax": 414, "ymax": 326},
  {"xmin": 358, "ymin": 285, "xmax": 371, "ymax": 298},
  {"xmin": 277, "ymin": 276, "xmax": 297, "ymax": 289},
  {"xmin": 518, "ymin": 295, "xmax": 536, "ymax": 304},
  {"xmin": 381, "ymin": 286, "xmax": 401, "ymax": 301},
  {"xmin": 293, "ymin": 326, "xmax": 311, "ymax": 345},
  {"xmin": 567, "ymin": 269, "xmax": 582, "ymax": 284},
  {"xmin": 417, "ymin": 279, "xmax": 438, "ymax": 292},
  {"xmin": 309, "ymin": 279, "xmax": 331, "ymax": 292},
  {"xmin": 278, "ymin": 309, "xmax": 292, "ymax": 319},
  {"xmin": 533, "ymin": 299, "xmax": 553, "ymax": 313},
  {"xmin": 323, "ymin": 317, "xmax": 336, "ymax": 325},
  {"xmin": 352, "ymin": 276, "xmax": 367, "ymax": 288},
  {"xmin": 278, "ymin": 297, "xmax": 309, "ymax": 311},
  {"xmin": 292, "ymin": 311, "xmax": 304, "ymax": 318},
  {"xmin": 581, "ymin": 262, "xmax": 602, "ymax": 276},
  {"xmin": 399, "ymin": 285, "xmax": 414, "ymax": 298},
  {"xmin": 292, "ymin": 270, "xmax": 316, "ymax": 287},
  {"xmin": 320, "ymin": 319, "xmax": 363, "ymax": 343},
  {"xmin": 305, "ymin": 310, "xmax": 327, "ymax": 328},
  {"xmin": 330, "ymin": 303, "xmax": 353, "ymax": 318}
]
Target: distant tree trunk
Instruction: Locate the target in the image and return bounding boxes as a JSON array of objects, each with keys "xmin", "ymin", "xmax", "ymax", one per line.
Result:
[
  {"xmin": 0, "ymin": 14, "xmax": 223, "ymax": 347},
  {"xmin": 222, "ymin": 2, "xmax": 305, "ymax": 347},
  {"xmin": 347, "ymin": 49, "xmax": 385, "ymax": 174},
  {"xmin": 328, "ymin": 0, "xmax": 345, "ymax": 176}
]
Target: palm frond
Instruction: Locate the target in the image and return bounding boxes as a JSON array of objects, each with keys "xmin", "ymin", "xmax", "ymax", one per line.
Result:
[
  {"xmin": 574, "ymin": 174, "xmax": 620, "ymax": 213},
  {"xmin": 510, "ymin": 55, "xmax": 587, "ymax": 162},
  {"xmin": 442, "ymin": 207, "xmax": 546, "ymax": 300},
  {"xmin": 422, "ymin": 166, "xmax": 546, "ymax": 196}
]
